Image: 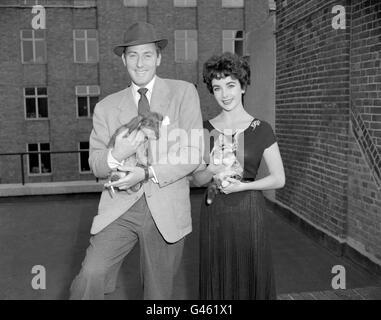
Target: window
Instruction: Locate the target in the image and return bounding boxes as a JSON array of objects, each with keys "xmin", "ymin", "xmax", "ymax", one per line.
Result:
[
  {"xmin": 24, "ymin": 87, "xmax": 48, "ymax": 119},
  {"xmin": 269, "ymin": 0, "xmax": 276, "ymax": 11},
  {"xmin": 174, "ymin": 0, "xmax": 196, "ymax": 7},
  {"xmin": 21, "ymin": 30, "xmax": 46, "ymax": 63},
  {"xmin": 74, "ymin": 0, "xmax": 96, "ymax": 7},
  {"xmin": 79, "ymin": 141, "xmax": 91, "ymax": 173},
  {"xmin": 76, "ymin": 85, "xmax": 100, "ymax": 117},
  {"xmin": 73, "ymin": 30, "xmax": 99, "ymax": 63},
  {"xmin": 28, "ymin": 143, "xmax": 51, "ymax": 175},
  {"xmin": 222, "ymin": 0, "xmax": 244, "ymax": 7},
  {"xmin": 175, "ymin": 30, "xmax": 198, "ymax": 62},
  {"xmin": 223, "ymin": 30, "xmax": 245, "ymax": 56},
  {"xmin": 20, "ymin": 0, "xmax": 47, "ymax": 6},
  {"xmin": 123, "ymin": 0, "xmax": 148, "ymax": 7}
]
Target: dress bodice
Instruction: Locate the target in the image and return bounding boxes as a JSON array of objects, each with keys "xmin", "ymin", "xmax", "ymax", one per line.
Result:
[{"xmin": 203, "ymin": 119, "xmax": 276, "ymax": 179}]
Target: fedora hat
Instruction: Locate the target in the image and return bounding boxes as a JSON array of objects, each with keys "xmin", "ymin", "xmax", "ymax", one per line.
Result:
[{"xmin": 113, "ymin": 22, "xmax": 168, "ymax": 56}]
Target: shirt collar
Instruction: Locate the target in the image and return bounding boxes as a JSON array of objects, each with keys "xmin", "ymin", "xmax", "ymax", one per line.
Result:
[{"xmin": 131, "ymin": 75, "xmax": 156, "ymax": 97}]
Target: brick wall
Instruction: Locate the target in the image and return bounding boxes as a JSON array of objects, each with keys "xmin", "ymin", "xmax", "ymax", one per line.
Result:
[
  {"xmin": 0, "ymin": 5, "xmax": 96, "ymax": 183},
  {"xmin": 347, "ymin": 0, "xmax": 381, "ymax": 262},
  {"xmin": 0, "ymin": 0, "xmax": 260, "ymax": 183},
  {"xmin": 276, "ymin": 0, "xmax": 351, "ymax": 237},
  {"xmin": 275, "ymin": 0, "xmax": 381, "ymax": 263}
]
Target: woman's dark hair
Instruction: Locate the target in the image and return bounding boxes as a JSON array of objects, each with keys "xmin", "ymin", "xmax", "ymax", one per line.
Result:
[{"xmin": 203, "ymin": 52, "xmax": 251, "ymax": 94}]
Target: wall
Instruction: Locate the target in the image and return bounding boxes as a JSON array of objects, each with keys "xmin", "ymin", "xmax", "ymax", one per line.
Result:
[
  {"xmin": 245, "ymin": 4, "xmax": 276, "ymax": 199},
  {"xmin": 0, "ymin": 5, "xmax": 96, "ymax": 183},
  {"xmin": 347, "ymin": 0, "xmax": 381, "ymax": 264},
  {"xmin": 275, "ymin": 0, "xmax": 381, "ymax": 265}
]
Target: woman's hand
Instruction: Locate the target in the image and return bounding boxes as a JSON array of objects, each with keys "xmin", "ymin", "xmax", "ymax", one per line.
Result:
[{"xmin": 220, "ymin": 177, "xmax": 246, "ymax": 194}]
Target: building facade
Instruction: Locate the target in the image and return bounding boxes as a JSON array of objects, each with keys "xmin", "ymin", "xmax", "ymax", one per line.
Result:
[{"xmin": 0, "ymin": 0, "xmax": 268, "ymax": 184}]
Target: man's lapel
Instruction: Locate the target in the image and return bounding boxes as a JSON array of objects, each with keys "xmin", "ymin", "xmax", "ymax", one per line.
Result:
[
  {"xmin": 117, "ymin": 85, "xmax": 138, "ymax": 126},
  {"xmin": 150, "ymin": 76, "xmax": 170, "ymax": 117},
  {"xmin": 148, "ymin": 77, "xmax": 171, "ymax": 166}
]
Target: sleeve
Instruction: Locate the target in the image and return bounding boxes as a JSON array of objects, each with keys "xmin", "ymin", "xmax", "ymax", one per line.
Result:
[
  {"xmin": 107, "ymin": 149, "xmax": 123, "ymax": 169},
  {"xmin": 259, "ymin": 121, "xmax": 277, "ymax": 150},
  {"xmin": 88, "ymin": 104, "xmax": 113, "ymax": 178},
  {"xmin": 191, "ymin": 122, "xmax": 212, "ymax": 175}
]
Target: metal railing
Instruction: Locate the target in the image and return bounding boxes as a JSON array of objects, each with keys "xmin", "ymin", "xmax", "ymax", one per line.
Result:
[{"xmin": 0, "ymin": 151, "xmax": 97, "ymax": 185}]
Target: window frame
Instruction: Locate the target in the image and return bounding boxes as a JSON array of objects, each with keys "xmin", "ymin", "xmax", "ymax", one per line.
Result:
[
  {"xmin": 20, "ymin": 0, "xmax": 47, "ymax": 6},
  {"xmin": 78, "ymin": 141, "xmax": 91, "ymax": 173},
  {"xmin": 24, "ymin": 87, "xmax": 49, "ymax": 120},
  {"xmin": 20, "ymin": 29, "xmax": 47, "ymax": 64},
  {"xmin": 174, "ymin": 0, "xmax": 197, "ymax": 7},
  {"xmin": 222, "ymin": 30, "xmax": 245, "ymax": 56},
  {"xmin": 221, "ymin": 0, "xmax": 244, "ymax": 8},
  {"xmin": 73, "ymin": 29, "xmax": 99, "ymax": 63},
  {"xmin": 123, "ymin": 0, "xmax": 148, "ymax": 7},
  {"xmin": 73, "ymin": 0, "xmax": 97, "ymax": 7},
  {"xmin": 76, "ymin": 85, "xmax": 100, "ymax": 118},
  {"xmin": 27, "ymin": 142, "xmax": 52, "ymax": 176},
  {"xmin": 174, "ymin": 30, "xmax": 198, "ymax": 63}
]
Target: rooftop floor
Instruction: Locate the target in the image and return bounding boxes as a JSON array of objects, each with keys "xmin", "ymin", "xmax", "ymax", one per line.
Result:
[{"xmin": 0, "ymin": 189, "xmax": 380, "ymax": 300}]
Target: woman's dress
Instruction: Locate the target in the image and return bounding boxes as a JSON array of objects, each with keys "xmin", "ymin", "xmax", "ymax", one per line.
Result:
[{"xmin": 199, "ymin": 118, "xmax": 277, "ymax": 300}]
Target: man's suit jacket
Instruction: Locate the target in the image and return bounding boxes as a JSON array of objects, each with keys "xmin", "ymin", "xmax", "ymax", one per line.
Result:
[{"xmin": 88, "ymin": 77, "xmax": 203, "ymax": 243}]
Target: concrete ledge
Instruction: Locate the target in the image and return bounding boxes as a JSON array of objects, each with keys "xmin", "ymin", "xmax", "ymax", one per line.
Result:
[
  {"xmin": 0, "ymin": 183, "xmax": 206, "ymax": 198},
  {"xmin": 0, "ymin": 180, "xmax": 104, "ymax": 197},
  {"xmin": 268, "ymin": 198, "xmax": 381, "ymax": 277},
  {"xmin": 278, "ymin": 286, "xmax": 381, "ymax": 300}
]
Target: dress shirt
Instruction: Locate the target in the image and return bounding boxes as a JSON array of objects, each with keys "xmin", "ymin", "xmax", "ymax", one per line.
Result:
[{"xmin": 107, "ymin": 76, "xmax": 158, "ymax": 183}]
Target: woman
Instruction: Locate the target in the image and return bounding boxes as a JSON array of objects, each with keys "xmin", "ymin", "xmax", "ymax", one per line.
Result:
[{"xmin": 193, "ymin": 52, "xmax": 285, "ymax": 300}]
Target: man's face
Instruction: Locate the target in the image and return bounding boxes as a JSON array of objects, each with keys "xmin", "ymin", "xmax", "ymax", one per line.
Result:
[{"xmin": 123, "ymin": 43, "xmax": 161, "ymax": 87}]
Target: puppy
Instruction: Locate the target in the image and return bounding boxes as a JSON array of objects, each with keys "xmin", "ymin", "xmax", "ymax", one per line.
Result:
[{"xmin": 106, "ymin": 111, "xmax": 163, "ymax": 195}]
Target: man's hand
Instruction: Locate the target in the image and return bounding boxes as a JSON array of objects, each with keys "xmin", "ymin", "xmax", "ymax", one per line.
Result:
[
  {"xmin": 111, "ymin": 129, "xmax": 145, "ymax": 162},
  {"xmin": 105, "ymin": 166, "xmax": 145, "ymax": 190}
]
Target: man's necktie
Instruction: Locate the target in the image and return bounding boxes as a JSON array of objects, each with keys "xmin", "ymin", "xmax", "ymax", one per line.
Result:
[
  {"xmin": 137, "ymin": 87, "xmax": 152, "ymax": 165},
  {"xmin": 138, "ymin": 87, "xmax": 150, "ymax": 116}
]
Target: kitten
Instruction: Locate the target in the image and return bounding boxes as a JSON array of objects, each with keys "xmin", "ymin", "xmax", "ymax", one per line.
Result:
[
  {"xmin": 205, "ymin": 146, "xmax": 243, "ymax": 206},
  {"xmin": 106, "ymin": 111, "xmax": 163, "ymax": 195}
]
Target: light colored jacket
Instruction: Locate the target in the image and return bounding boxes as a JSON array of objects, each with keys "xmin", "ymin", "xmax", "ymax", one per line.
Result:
[{"xmin": 88, "ymin": 77, "xmax": 203, "ymax": 243}]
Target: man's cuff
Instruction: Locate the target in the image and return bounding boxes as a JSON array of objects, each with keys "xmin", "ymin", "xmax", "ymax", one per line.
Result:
[
  {"xmin": 149, "ymin": 166, "xmax": 158, "ymax": 184},
  {"xmin": 107, "ymin": 149, "xmax": 123, "ymax": 169}
]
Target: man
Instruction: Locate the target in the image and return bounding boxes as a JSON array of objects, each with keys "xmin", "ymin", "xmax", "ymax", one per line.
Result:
[{"xmin": 70, "ymin": 22, "xmax": 203, "ymax": 300}]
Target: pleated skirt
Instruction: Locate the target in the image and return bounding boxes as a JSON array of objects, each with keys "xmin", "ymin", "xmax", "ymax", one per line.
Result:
[{"xmin": 199, "ymin": 190, "xmax": 276, "ymax": 300}]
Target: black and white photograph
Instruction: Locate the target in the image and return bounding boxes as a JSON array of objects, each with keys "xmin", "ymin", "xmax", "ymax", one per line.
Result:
[{"xmin": 0, "ymin": 0, "xmax": 380, "ymax": 305}]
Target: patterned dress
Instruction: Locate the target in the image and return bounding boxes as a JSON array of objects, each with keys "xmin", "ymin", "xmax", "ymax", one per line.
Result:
[{"xmin": 199, "ymin": 118, "xmax": 277, "ymax": 300}]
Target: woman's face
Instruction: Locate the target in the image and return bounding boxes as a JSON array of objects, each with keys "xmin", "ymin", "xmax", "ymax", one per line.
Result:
[{"xmin": 211, "ymin": 76, "xmax": 245, "ymax": 112}]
